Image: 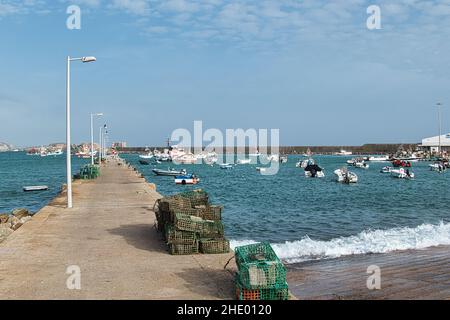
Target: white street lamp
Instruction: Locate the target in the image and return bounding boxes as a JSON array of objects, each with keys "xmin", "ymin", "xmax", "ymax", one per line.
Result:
[
  {"xmin": 91, "ymin": 113, "xmax": 103, "ymax": 165},
  {"xmin": 66, "ymin": 56, "xmax": 96, "ymax": 209},
  {"xmin": 437, "ymin": 102, "xmax": 443, "ymax": 157}
]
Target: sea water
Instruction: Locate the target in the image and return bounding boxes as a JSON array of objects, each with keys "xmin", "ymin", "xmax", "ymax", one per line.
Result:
[
  {"xmin": 123, "ymin": 154, "xmax": 450, "ymax": 262},
  {"xmin": 0, "ymin": 152, "xmax": 89, "ymax": 213},
  {"xmin": 1, "ymin": 152, "xmax": 449, "ymax": 263}
]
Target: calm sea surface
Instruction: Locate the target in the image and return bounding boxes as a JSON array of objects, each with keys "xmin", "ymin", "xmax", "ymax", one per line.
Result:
[
  {"xmin": 1, "ymin": 151, "xmax": 449, "ymax": 262},
  {"xmin": 0, "ymin": 152, "xmax": 88, "ymax": 213}
]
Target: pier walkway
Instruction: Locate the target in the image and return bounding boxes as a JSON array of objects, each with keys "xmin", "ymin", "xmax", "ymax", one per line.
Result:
[{"xmin": 0, "ymin": 159, "xmax": 235, "ymax": 299}]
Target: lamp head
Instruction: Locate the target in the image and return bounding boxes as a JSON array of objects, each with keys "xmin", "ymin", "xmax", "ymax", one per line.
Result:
[{"xmin": 82, "ymin": 56, "xmax": 97, "ymax": 63}]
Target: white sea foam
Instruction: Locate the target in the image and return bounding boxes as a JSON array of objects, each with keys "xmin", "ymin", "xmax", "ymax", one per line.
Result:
[{"xmin": 230, "ymin": 221, "xmax": 450, "ymax": 263}]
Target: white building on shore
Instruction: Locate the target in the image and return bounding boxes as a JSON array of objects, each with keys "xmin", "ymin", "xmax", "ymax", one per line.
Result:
[{"xmin": 420, "ymin": 133, "xmax": 450, "ymax": 153}]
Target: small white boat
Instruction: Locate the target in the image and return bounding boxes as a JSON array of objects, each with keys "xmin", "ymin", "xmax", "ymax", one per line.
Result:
[
  {"xmin": 23, "ymin": 185, "xmax": 48, "ymax": 192},
  {"xmin": 219, "ymin": 163, "xmax": 234, "ymax": 169},
  {"xmin": 429, "ymin": 163, "xmax": 447, "ymax": 172},
  {"xmin": 354, "ymin": 162, "xmax": 369, "ymax": 169},
  {"xmin": 237, "ymin": 158, "xmax": 252, "ymax": 165},
  {"xmin": 139, "ymin": 154, "xmax": 154, "ymax": 160},
  {"xmin": 368, "ymin": 156, "xmax": 390, "ymax": 162},
  {"xmin": 390, "ymin": 168, "xmax": 415, "ymax": 179},
  {"xmin": 380, "ymin": 166, "xmax": 393, "ymax": 173},
  {"xmin": 334, "ymin": 168, "xmax": 358, "ymax": 184},
  {"xmin": 256, "ymin": 167, "xmax": 267, "ymax": 173}
]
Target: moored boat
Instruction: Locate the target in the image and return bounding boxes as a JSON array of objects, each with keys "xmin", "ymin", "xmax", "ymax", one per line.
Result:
[
  {"xmin": 380, "ymin": 166, "xmax": 394, "ymax": 173},
  {"xmin": 334, "ymin": 168, "xmax": 358, "ymax": 184},
  {"xmin": 390, "ymin": 168, "xmax": 415, "ymax": 179},
  {"xmin": 175, "ymin": 174, "xmax": 200, "ymax": 185},
  {"xmin": 152, "ymin": 168, "xmax": 187, "ymax": 176},
  {"xmin": 304, "ymin": 164, "xmax": 325, "ymax": 178}
]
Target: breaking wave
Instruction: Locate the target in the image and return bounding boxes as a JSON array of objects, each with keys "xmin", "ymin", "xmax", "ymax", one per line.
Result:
[{"xmin": 230, "ymin": 221, "xmax": 450, "ymax": 264}]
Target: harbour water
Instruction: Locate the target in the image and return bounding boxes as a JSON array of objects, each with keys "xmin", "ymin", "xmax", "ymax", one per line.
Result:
[
  {"xmin": 122, "ymin": 154, "xmax": 450, "ymax": 263},
  {"xmin": 1, "ymin": 151, "xmax": 449, "ymax": 263},
  {"xmin": 0, "ymin": 152, "xmax": 88, "ymax": 213}
]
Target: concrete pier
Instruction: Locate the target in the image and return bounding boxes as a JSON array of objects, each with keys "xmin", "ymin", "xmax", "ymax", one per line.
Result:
[{"xmin": 0, "ymin": 159, "xmax": 235, "ymax": 300}]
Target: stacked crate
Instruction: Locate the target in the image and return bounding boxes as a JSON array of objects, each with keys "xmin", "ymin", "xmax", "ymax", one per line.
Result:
[
  {"xmin": 234, "ymin": 242, "xmax": 289, "ymax": 301},
  {"xmin": 155, "ymin": 190, "xmax": 230, "ymax": 255},
  {"xmin": 77, "ymin": 165, "xmax": 100, "ymax": 180}
]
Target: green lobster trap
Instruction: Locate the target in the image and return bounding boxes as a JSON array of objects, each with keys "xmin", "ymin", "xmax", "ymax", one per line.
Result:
[
  {"xmin": 169, "ymin": 241, "xmax": 199, "ymax": 255},
  {"xmin": 234, "ymin": 242, "xmax": 286, "ymax": 289},
  {"xmin": 235, "ymin": 276, "xmax": 289, "ymax": 301},
  {"xmin": 174, "ymin": 213, "xmax": 205, "ymax": 233},
  {"xmin": 178, "ymin": 190, "xmax": 209, "ymax": 207},
  {"xmin": 199, "ymin": 238, "xmax": 230, "ymax": 254},
  {"xmin": 165, "ymin": 225, "xmax": 197, "ymax": 245},
  {"xmin": 199, "ymin": 220, "xmax": 224, "ymax": 238}
]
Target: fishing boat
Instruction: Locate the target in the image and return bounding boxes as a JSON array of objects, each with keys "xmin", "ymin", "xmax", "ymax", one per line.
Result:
[
  {"xmin": 219, "ymin": 163, "xmax": 234, "ymax": 169},
  {"xmin": 390, "ymin": 168, "xmax": 415, "ymax": 179},
  {"xmin": 304, "ymin": 164, "xmax": 325, "ymax": 178},
  {"xmin": 380, "ymin": 166, "xmax": 393, "ymax": 173},
  {"xmin": 204, "ymin": 155, "xmax": 218, "ymax": 165},
  {"xmin": 279, "ymin": 155, "xmax": 288, "ymax": 163},
  {"xmin": 237, "ymin": 158, "xmax": 252, "ymax": 164},
  {"xmin": 334, "ymin": 168, "xmax": 358, "ymax": 184},
  {"xmin": 175, "ymin": 174, "xmax": 200, "ymax": 185},
  {"xmin": 256, "ymin": 167, "xmax": 267, "ymax": 173},
  {"xmin": 152, "ymin": 168, "xmax": 187, "ymax": 176}
]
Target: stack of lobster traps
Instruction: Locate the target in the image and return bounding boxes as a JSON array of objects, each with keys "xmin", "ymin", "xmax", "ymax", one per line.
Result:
[{"xmin": 154, "ymin": 190, "xmax": 230, "ymax": 255}]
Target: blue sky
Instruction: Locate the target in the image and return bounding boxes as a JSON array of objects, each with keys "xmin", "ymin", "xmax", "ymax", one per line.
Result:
[{"xmin": 1, "ymin": 0, "xmax": 450, "ymax": 146}]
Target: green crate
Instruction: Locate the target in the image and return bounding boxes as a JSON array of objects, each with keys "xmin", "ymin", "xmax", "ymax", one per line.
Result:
[
  {"xmin": 165, "ymin": 225, "xmax": 197, "ymax": 245},
  {"xmin": 199, "ymin": 220, "xmax": 224, "ymax": 238},
  {"xmin": 158, "ymin": 196, "xmax": 192, "ymax": 212},
  {"xmin": 169, "ymin": 241, "xmax": 199, "ymax": 255},
  {"xmin": 174, "ymin": 213, "xmax": 205, "ymax": 233},
  {"xmin": 235, "ymin": 276, "xmax": 289, "ymax": 301},
  {"xmin": 238, "ymin": 260, "xmax": 286, "ymax": 289},
  {"xmin": 195, "ymin": 205, "xmax": 223, "ymax": 221},
  {"xmin": 199, "ymin": 238, "xmax": 230, "ymax": 254},
  {"xmin": 234, "ymin": 242, "xmax": 281, "ymax": 269},
  {"xmin": 178, "ymin": 190, "xmax": 209, "ymax": 207}
]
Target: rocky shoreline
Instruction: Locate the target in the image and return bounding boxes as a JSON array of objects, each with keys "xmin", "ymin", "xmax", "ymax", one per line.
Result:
[{"xmin": 0, "ymin": 208, "xmax": 33, "ymax": 243}]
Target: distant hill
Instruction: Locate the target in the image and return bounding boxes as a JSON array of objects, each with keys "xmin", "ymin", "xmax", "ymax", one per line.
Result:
[{"xmin": 0, "ymin": 142, "xmax": 12, "ymax": 152}]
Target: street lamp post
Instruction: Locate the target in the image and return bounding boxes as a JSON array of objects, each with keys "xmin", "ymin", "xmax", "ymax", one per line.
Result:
[
  {"xmin": 99, "ymin": 126, "xmax": 103, "ymax": 162},
  {"xmin": 66, "ymin": 56, "xmax": 96, "ymax": 209},
  {"xmin": 91, "ymin": 113, "xmax": 103, "ymax": 165},
  {"xmin": 437, "ymin": 102, "xmax": 443, "ymax": 157}
]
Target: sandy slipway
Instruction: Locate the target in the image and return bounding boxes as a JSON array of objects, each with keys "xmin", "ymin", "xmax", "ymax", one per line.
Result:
[{"xmin": 0, "ymin": 159, "xmax": 235, "ymax": 300}]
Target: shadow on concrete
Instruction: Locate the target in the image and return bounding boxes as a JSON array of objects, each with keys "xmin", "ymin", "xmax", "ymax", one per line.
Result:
[
  {"xmin": 174, "ymin": 267, "xmax": 235, "ymax": 300},
  {"xmin": 107, "ymin": 224, "xmax": 167, "ymax": 253}
]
